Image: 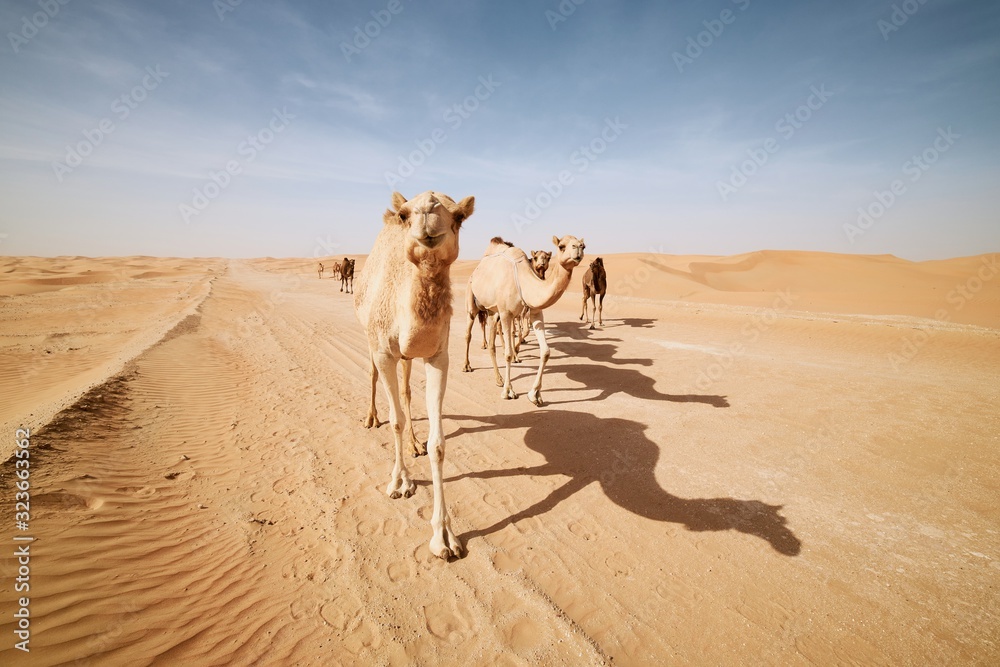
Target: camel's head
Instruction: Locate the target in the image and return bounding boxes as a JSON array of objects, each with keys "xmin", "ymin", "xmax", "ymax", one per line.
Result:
[
  {"xmin": 551, "ymin": 235, "xmax": 585, "ymax": 268},
  {"xmin": 530, "ymin": 250, "xmax": 552, "ymax": 278},
  {"xmin": 590, "ymin": 257, "xmax": 603, "ymax": 271},
  {"xmin": 388, "ymin": 191, "xmax": 475, "ymax": 266}
]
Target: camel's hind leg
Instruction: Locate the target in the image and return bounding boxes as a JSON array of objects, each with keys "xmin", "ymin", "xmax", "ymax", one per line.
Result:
[
  {"xmin": 499, "ymin": 312, "xmax": 518, "ymax": 400},
  {"xmin": 527, "ymin": 309, "xmax": 549, "ymax": 407},
  {"xmin": 580, "ymin": 288, "xmax": 588, "ymax": 321},
  {"xmin": 401, "ymin": 358, "xmax": 426, "ymax": 457},
  {"xmin": 374, "ymin": 353, "xmax": 415, "ymax": 499},
  {"xmin": 588, "ymin": 295, "xmax": 597, "ymax": 330},
  {"xmin": 486, "ymin": 313, "xmax": 506, "ymax": 389},
  {"xmin": 363, "ymin": 352, "xmax": 382, "ymax": 428},
  {"xmin": 424, "ymin": 344, "xmax": 463, "ymax": 559},
  {"xmin": 596, "ymin": 292, "xmax": 605, "ymax": 327}
]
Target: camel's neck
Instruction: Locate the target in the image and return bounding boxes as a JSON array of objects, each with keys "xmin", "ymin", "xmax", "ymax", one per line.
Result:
[
  {"xmin": 411, "ymin": 258, "xmax": 453, "ymax": 323},
  {"xmin": 516, "ymin": 257, "xmax": 573, "ymax": 310}
]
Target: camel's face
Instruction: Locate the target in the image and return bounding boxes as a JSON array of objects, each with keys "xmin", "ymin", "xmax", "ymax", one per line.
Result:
[
  {"xmin": 393, "ymin": 191, "xmax": 475, "ymax": 266},
  {"xmin": 590, "ymin": 257, "xmax": 603, "ymax": 272},
  {"xmin": 530, "ymin": 250, "xmax": 552, "ymax": 276},
  {"xmin": 552, "ymin": 235, "xmax": 585, "ymax": 268}
]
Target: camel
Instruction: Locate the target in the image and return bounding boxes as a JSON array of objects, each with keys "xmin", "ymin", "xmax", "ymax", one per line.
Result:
[
  {"xmin": 580, "ymin": 257, "xmax": 607, "ymax": 329},
  {"xmin": 318, "ymin": 262, "xmax": 324, "ymax": 279},
  {"xmin": 354, "ymin": 190, "xmax": 475, "ymax": 560},
  {"xmin": 463, "ymin": 235, "xmax": 585, "ymax": 406},
  {"xmin": 482, "ymin": 248, "xmax": 552, "ymax": 359},
  {"xmin": 340, "ymin": 258, "xmax": 355, "ymax": 293},
  {"xmin": 330, "ymin": 260, "xmax": 343, "ymax": 281}
]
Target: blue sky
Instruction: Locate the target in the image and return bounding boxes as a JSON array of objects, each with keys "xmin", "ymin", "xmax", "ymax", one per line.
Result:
[{"xmin": 1, "ymin": 0, "xmax": 997, "ymax": 260}]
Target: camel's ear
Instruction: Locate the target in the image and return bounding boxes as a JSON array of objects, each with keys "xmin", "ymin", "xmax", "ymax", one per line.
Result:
[
  {"xmin": 579, "ymin": 238, "xmax": 585, "ymax": 247},
  {"xmin": 391, "ymin": 191, "xmax": 407, "ymax": 211},
  {"xmin": 452, "ymin": 196, "xmax": 475, "ymax": 226},
  {"xmin": 552, "ymin": 236, "xmax": 560, "ymax": 247}
]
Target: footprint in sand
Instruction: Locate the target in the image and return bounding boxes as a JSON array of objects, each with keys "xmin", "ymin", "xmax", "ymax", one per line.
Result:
[
  {"xmin": 164, "ymin": 470, "xmax": 195, "ymax": 482},
  {"xmin": 423, "ymin": 600, "xmax": 473, "ymax": 645},
  {"xmin": 33, "ymin": 492, "xmax": 103, "ymax": 511},
  {"xmin": 567, "ymin": 517, "xmax": 601, "ymax": 541},
  {"xmin": 506, "ymin": 617, "xmax": 543, "ymax": 653},
  {"xmin": 605, "ymin": 551, "xmax": 631, "ymax": 577},
  {"xmin": 387, "ymin": 559, "xmax": 416, "ymax": 582},
  {"xmin": 320, "ymin": 594, "xmax": 379, "ymax": 654}
]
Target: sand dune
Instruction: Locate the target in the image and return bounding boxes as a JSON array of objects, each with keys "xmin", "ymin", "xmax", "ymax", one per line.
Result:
[{"xmin": 1, "ymin": 250, "xmax": 998, "ymax": 664}]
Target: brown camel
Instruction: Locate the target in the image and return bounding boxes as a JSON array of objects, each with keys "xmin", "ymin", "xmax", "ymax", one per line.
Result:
[
  {"xmin": 580, "ymin": 257, "xmax": 607, "ymax": 329},
  {"xmin": 318, "ymin": 262, "xmax": 324, "ymax": 279},
  {"xmin": 463, "ymin": 235, "xmax": 585, "ymax": 406},
  {"xmin": 354, "ymin": 190, "xmax": 475, "ymax": 560},
  {"xmin": 340, "ymin": 258, "xmax": 355, "ymax": 293}
]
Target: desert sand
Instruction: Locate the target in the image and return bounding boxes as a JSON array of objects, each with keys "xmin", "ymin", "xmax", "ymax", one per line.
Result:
[{"xmin": 1, "ymin": 249, "xmax": 998, "ymax": 665}]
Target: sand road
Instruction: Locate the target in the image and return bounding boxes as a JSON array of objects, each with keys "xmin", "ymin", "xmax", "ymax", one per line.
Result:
[{"xmin": 1, "ymin": 255, "xmax": 998, "ymax": 665}]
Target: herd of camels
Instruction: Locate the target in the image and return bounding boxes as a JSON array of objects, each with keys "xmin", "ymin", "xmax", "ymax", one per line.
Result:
[{"xmin": 326, "ymin": 190, "xmax": 607, "ymax": 559}]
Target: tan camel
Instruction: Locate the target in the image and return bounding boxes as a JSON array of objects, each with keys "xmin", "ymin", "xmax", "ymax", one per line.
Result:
[
  {"xmin": 318, "ymin": 262, "xmax": 324, "ymax": 279},
  {"xmin": 484, "ymin": 248, "xmax": 552, "ymax": 359},
  {"xmin": 580, "ymin": 257, "xmax": 607, "ymax": 329},
  {"xmin": 331, "ymin": 260, "xmax": 343, "ymax": 281},
  {"xmin": 354, "ymin": 190, "xmax": 475, "ymax": 560},
  {"xmin": 463, "ymin": 235, "xmax": 585, "ymax": 406},
  {"xmin": 340, "ymin": 258, "xmax": 355, "ymax": 293}
]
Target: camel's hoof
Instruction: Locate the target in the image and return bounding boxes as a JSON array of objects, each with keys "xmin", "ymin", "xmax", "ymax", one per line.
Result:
[
  {"xmin": 410, "ymin": 442, "xmax": 428, "ymax": 458},
  {"xmin": 462, "ymin": 363, "xmax": 473, "ymax": 373},
  {"xmin": 528, "ymin": 391, "xmax": 544, "ymax": 407},
  {"xmin": 387, "ymin": 479, "xmax": 416, "ymax": 499},
  {"xmin": 589, "ymin": 324, "xmax": 596, "ymax": 330},
  {"xmin": 502, "ymin": 387, "xmax": 518, "ymax": 400},
  {"xmin": 430, "ymin": 536, "xmax": 465, "ymax": 560},
  {"xmin": 494, "ymin": 376, "xmax": 504, "ymax": 388},
  {"xmin": 480, "ymin": 343, "xmax": 487, "ymax": 350}
]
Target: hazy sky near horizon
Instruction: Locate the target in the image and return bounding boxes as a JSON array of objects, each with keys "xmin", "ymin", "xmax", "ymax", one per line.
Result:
[{"xmin": 1, "ymin": 0, "xmax": 998, "ymax": 260}]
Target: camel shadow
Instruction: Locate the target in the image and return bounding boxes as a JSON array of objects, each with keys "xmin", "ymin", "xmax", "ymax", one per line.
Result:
[
  {"xmin": 447, "ymin": 410, "xmax": 801, "ymax": 556},
  {"xmin": 547, "ymin": 340, "xmax": 729, "ymax": 408}
]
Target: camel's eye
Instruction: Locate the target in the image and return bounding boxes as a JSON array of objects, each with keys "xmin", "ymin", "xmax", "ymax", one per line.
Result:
[
  {"xmin": 398, "ymin": 209, "xmax": 409, "ymax": 222},
  {"xmin": 559, "ymin": 245, "xmax": 565, "ymax": 251}
]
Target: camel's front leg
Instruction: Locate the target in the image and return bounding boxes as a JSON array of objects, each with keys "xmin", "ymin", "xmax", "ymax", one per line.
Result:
[
  {"xmin": 374, "ymin": 353, "xmax": 415, "ymax": 499},
  {"xmin": 425, "ymin": 343, "xmax": 463, "ymax": 559},
  {"xmin": 401, "ymin": 358, "xmax": 426, "ymax": 457},
  {"xmin": 596, "ymin": 293, "xmax": 604, "ymax": 327},
  {"xmin": 527, "ymin": 310, "xmax": 549, "ymax": 407},
  {"xmin": 363, "ymin": 353, "xmax": 382, "ymax": 428},
  {"xmin": 580, "ymin": 291, "xmax": 588, "ymax": 322},
  {"xmin": 499, "ymin": 313, "xmax": 518, "ymax": 400},
  {"xmin": 588, "ymin": 295, "xmax": 597, "ymax": 330}
]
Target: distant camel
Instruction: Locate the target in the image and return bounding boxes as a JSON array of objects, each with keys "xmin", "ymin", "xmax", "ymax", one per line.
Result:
[
  {"xmin": 340, "ymin": 258, "xmax": 355, "ymax": 293},
  {"xmin": 354, "ymin": 190, "xmax": 475, "ymax": 560},
  {"xmin": 463, "ymin": 235, "xmax": 585, "ymax": 406},
  {"xmin": 318, "ymin": 262, "xmax": 324, "ymax": 279},
  {"xmin": 331, "ymin": 260, "xmax": 343, "ymax": 281},
  {"xmin": 580, "ymin": 257, "xmax": 607, "ymax": 329}
]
